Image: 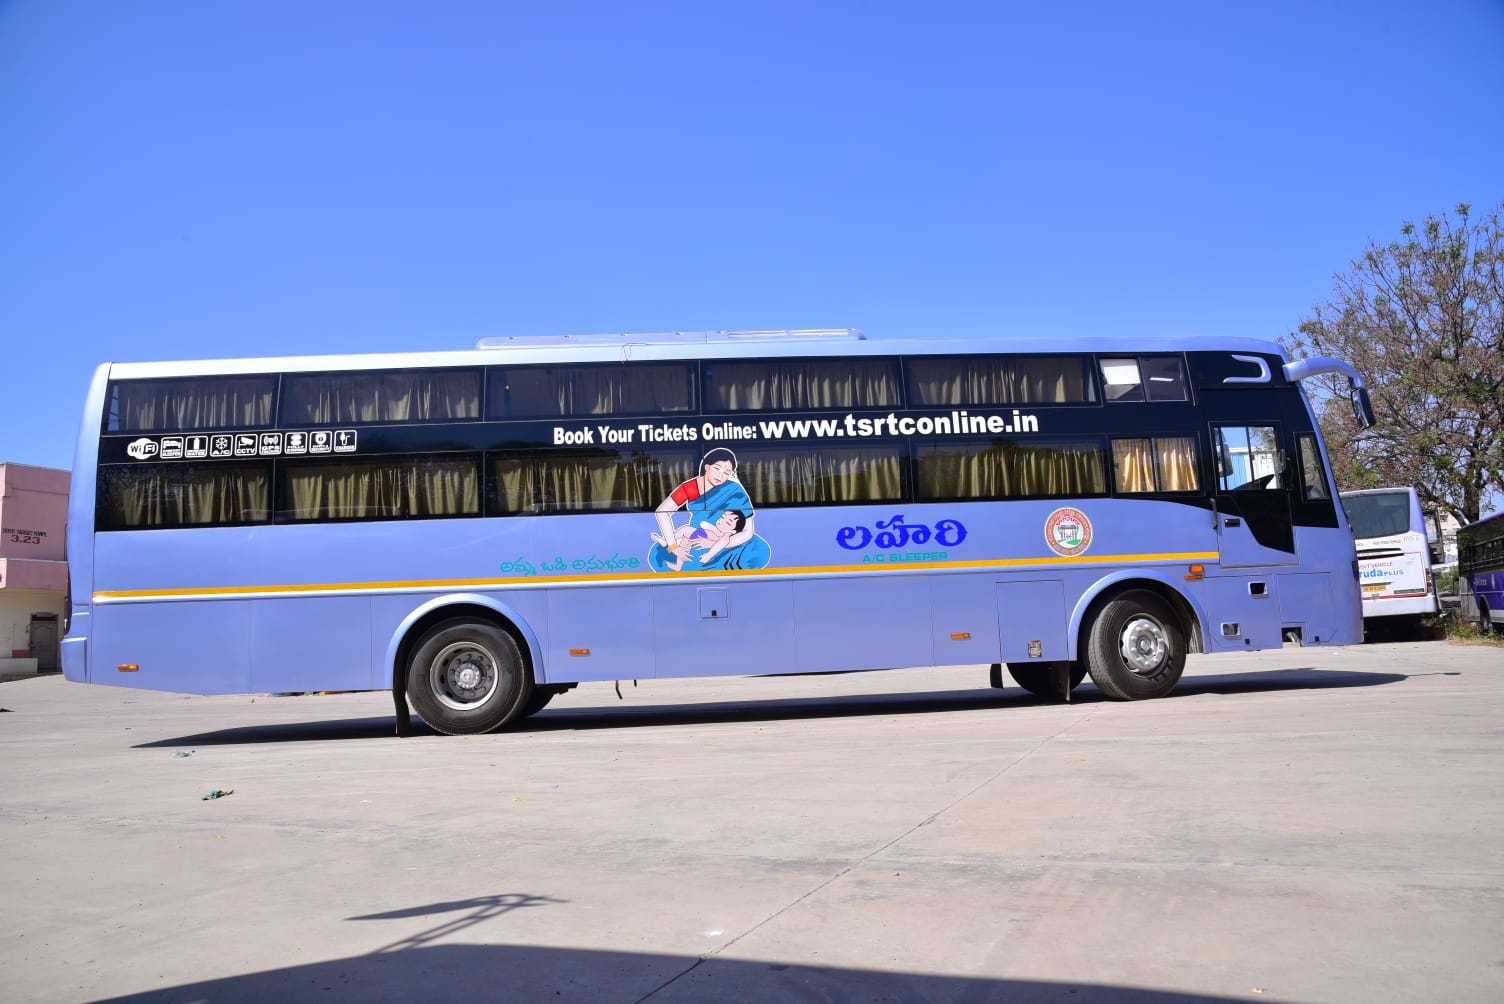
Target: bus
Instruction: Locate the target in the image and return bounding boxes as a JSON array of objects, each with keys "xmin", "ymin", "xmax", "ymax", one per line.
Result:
[
  {"xmin": 1338, "ymin": 487, "xmax": 1441, "ymax": 635},
  {"xmin": 62, "ymin": 329, "xmax": 1375, "ymax": 735},
  {"xmin": 1456, "ymin": 510, "xmax": 1504, "ymax": 634}
]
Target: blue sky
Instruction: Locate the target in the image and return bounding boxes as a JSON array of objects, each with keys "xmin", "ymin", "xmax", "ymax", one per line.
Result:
[{"xmin": 2, "ymin": 1, "xmax": 1501, "ymax": 473}]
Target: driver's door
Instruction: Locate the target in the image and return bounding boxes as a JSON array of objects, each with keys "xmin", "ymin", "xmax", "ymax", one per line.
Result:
[{"xmin": 1213, "ymin": 424, "xmax": 1296, "ymax": 568}]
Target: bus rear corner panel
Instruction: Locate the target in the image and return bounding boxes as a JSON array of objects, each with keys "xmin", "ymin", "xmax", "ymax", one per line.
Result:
[
  {"xmin": 60, "ymin": 618, "xmax": 89, "ymax": 683},
  {"xmin": 1275, "ymin": 570, "xmax": 1362, "ymax": 647},
  {"xmin": 90, "ymin": 601, "xmax": 254, "ymax": 694}
]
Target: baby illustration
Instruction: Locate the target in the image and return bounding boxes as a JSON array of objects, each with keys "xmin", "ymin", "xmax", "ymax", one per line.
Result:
[{"xmin": 652, "ymin": 509, "xmax": 748, "ymax": 571}]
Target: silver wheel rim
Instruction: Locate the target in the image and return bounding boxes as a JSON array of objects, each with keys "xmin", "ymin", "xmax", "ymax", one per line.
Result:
[
  {"xmin": 428, "ymin": 641, "xmax": 499, "ymax": 711},
  {"xmin": 1119, "ymin": 614, "xmax": 1169, "ymax": 675}
]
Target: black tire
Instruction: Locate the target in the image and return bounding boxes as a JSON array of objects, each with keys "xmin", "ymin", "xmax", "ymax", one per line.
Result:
[
  {"xmin": 1084, "ymin": 591, "xmax": 1186, "ymax": 701},
  {"xmin": 1481, "ymin": 599, "xmax": 1493, "ymax": 636},
  {"xmin": 520, "ymin": 684, "xmax": 574, "ymax": 718},
  {"xmin": 1007, "ymin": 662, "xmax": 1087, "ymax": 697},
  {"xmin": 405, "ymin": 619, "xmax": 533, "ymax": 735},
  {"xmin": 989, "ymin": 663, "xmax": 1004, "ymax": 689}
]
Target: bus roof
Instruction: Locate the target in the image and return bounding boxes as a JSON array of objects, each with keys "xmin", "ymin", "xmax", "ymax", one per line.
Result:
[
  {"xmin": 95, "ymin": 331, "xmax": 1291, "ymax": 381},
  {"xmin": 1457, "ymin": 509, "xmax": 1504, "ymax": 533}
]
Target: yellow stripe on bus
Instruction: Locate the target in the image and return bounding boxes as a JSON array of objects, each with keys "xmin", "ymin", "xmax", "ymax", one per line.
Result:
[{"xmin": 91, "ymin": 551, "xmax": 1219, "ymax": 603}]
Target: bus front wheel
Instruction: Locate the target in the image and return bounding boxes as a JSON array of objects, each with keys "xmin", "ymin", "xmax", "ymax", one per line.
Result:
[
  {"xmin": 1481, "ymin": 600, "xmax": 1494, "ymax": 636},
  {"xmin": 1084, "ymin": 591, "xmax": 1185, "ymax": 701},
  {"xmin": 520, "ymin": 683, "xmax": 576, "ymax": 718},
  {"xmin": 406, "ymin": 619, "xmax": 533, "ymax": 736}
]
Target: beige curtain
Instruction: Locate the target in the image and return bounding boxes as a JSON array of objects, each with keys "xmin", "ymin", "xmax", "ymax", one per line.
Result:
[
  {"xmin": 114, "ymin": 378, "xmax": 275, "ymax": 432},
  {"xmin": 493, "ymin": 445, "xmax": 904, "ymax": 513},
  {"xmin": 736, "ymin": 447, "xmax": 903, "ymax": 504},
  {"xmin": 707, "ymin": 360, "xmax": 900, "ymax": 411},
  {"xmin": 918, "ymin": 441, "xmax": 1106, "ymax": 499},
  {"xmin": 493, "ymin": 451, "xmax": 699, "ymax": 514},
  {"xmin": 907, "ymin": 357, "xmax": 1087, "ymax": 406},
  {"xmin": 285, "ymin": 457, "xmax": 479, "ymax": 520},
  {"xmin": 1155, "ymin": 437, "xmax": 1198, "ymax": 491},
  {"xmin": 282, "ymin": 370, "xmax": 481, "ymax": 425},
  {"xmin": 1113, "ymin": 439, "xmax": 1157, "ymax": 492},
  {"xmin": 494, "ymin": 456, "xmax": 625, "ymax": 514},
  {"xmin": 1113, "ymin": 437, "xmax": 1198, "ymax": 493},
  {"xmin": 102, "ymin": 464, "xmax": 270, "ymax": 528}
]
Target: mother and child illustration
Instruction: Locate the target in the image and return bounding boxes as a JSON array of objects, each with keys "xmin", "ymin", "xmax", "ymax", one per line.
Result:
[{"xmin": 649, "ymin": 447, "xmax": 771, "ymax": 572}]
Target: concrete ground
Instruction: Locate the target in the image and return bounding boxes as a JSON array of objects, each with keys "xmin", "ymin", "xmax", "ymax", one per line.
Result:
[{"xmin": 1, "ymin": 641, "xmax": 1501, "ymax": 1004}]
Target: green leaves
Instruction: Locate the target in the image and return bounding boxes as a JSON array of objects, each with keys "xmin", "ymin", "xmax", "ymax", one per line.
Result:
[{"xmin": 1287, "ymin": 202, "xmax": 1504, "ymax": 524}]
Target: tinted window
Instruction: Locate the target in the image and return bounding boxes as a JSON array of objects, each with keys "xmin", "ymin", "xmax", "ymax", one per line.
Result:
[
  {"xmin": 704, "ymin": 359, "xmax": 901, "ymax": 412},
  {"xmin": 489, "ymin": 363, "xmax": 694, "ymax": 418},
  {"xmin": 107, "ymin": 377, "xmax": 276, "ymax": 433},
  {"xmin": 907, "ymin": 356, "xmax": 1091, "ymax": 405},
  {"xmin": 281, "ymin": 370, "xmax": 481, "ymax": 426}
]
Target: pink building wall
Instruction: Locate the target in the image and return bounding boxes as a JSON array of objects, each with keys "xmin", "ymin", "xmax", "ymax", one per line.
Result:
[
  {"xmin": 0, "ymin": 463, "xmax": 69, "ymax": 564},
  {"xmin": 1, "ymin": 464, "xmax": 71, "ymax": 660}
]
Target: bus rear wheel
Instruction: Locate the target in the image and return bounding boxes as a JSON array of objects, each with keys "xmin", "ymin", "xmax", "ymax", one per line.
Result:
[
  {"xmin": 1481, "ymin": 600, "xmax": 1494, "ymax": 636},
  {"xmin": 1007, "ymin": 662, "xmax": 1087, "ymax": 698},
  {"xmin": 1085, "ymin": 591, "xmax": 1185, "ymax": 701},
  {"xmin": 406, "ymin": 619, "xmax": 533, "ymax": 736}
]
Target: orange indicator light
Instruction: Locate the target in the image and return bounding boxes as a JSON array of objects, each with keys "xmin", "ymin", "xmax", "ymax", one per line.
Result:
[
  {"xmin": 950, "ymin": 632, "xmax": 972, "ymax": 640},
  {"xmin": 568, "ymin": 648, "xmax": 590, "ymax": 656},
  {"xmin": 117, "ymin": 664, "xmax": 140, "ymax": 672}
]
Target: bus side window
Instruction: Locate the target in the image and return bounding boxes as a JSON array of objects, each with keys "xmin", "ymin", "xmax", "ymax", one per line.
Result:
[
  {"xmin": 1100, "ymin": 356, "xmax": 1186, "ymax": 403},
  {"xmin": 1142, "ymin": 357, "xmax": 1188, "ymax": 401},
  {"xmin": 1216, "ymin": 425, "xmax": 1282, "ymax": 491},
  {"xmin": 1111, "ymin": 437, "xmax": 1199, "ymax": 493},
  {"xmin": 1295, "ymin": 434, "xmax": 1331, "ymax": 501},
  {"xmin": 1100, "ymin": 358, "xmax": 1144, "ymax": 401}
]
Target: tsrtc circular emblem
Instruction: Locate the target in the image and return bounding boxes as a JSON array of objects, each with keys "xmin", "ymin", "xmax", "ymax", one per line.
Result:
[{"xmin": 1044, "ymin": 507, "xmax": 1093, "ymax": 557}]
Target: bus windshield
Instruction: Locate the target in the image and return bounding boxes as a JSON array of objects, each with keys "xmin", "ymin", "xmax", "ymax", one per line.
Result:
[{"xmin": 1341, "ymin": 490, "xmax": 1418, "ymax": 539}]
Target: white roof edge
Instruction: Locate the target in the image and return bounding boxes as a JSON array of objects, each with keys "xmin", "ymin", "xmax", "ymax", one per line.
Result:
[
  {"xmin": 476, "ymin": 328, "xmax": 866, "ymax": 348},
  {"xmin": 100, "ymin": 333, "xmax": 1290, "ymax": 378}
]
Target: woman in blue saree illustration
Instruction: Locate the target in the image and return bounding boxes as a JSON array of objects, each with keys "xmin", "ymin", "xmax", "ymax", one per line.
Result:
[{"xmin": 649, "ymin": 447, "xmax": 771, "ymax": 572}]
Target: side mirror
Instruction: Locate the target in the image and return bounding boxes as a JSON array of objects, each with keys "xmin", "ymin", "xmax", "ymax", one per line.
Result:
[{"xmin": 1351, "ymin": 386, "xmax": 1375, "ymax": 429}]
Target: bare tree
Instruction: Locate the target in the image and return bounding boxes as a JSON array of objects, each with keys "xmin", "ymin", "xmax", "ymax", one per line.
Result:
[{"xmin": 1285, "ymin": 202, "xmax": 1504, "ymax": 525}]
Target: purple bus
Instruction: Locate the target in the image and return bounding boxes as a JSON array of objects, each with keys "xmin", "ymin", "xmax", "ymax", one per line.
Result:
[
  {"xmin": 1457, "ymin": 510, "xmax": 1504, "ymax": 634},
  {"xmin": 63, "ymin": 329, "xmax": 1374, "ymax": 734}
]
